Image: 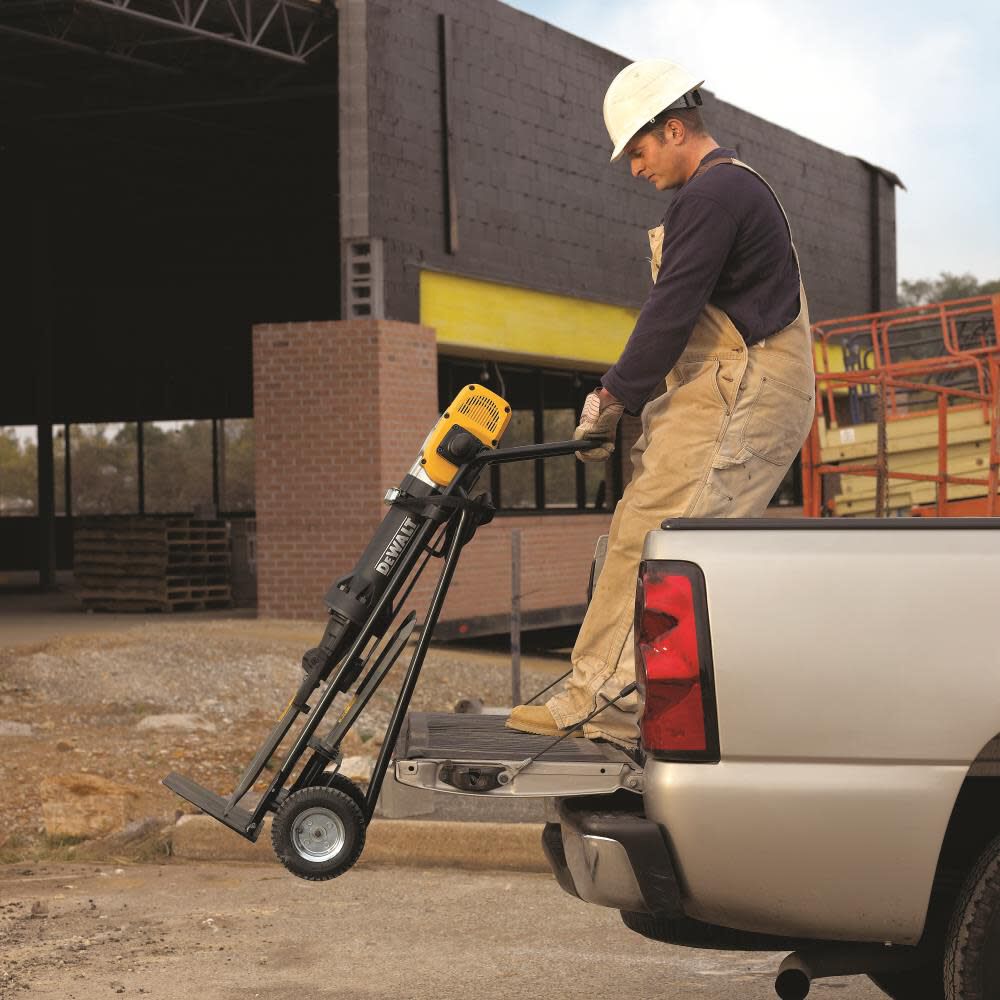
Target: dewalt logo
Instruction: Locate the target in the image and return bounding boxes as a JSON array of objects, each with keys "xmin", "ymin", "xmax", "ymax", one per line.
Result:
[{"xmin": 375, "ymin": 517, "xmax": 418, "ymax": 576}]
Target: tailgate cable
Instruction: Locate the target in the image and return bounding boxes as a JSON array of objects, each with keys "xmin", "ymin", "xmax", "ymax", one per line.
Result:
[
  {"xmin": 523, "ymin": 667, "xmax": 573, "ymax": 705},
  {"xmin": 498, "ymin": 682, "xmax": 639, "ymax": 786}
]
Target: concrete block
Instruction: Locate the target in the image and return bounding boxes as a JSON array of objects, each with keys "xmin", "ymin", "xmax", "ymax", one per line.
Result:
[{"xmin": 362, "ymin": 0, "xmax": 893, "ymax": 347}]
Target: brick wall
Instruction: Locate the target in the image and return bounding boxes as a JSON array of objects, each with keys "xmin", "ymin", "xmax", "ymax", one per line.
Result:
[
  {"xmin": 410, "ymin": 513, "xmax": 612, "ymax": 630},
  {"xmin": 363, "ymin": 0, "xmax": 898, "ymax": 325},
  {"xmin": 254, "ymin": 317, "xmax": 632, "ymax": 623},
  {"xmin": 253, "ymin": 318, "xmax": 438, "ymax": 619}
]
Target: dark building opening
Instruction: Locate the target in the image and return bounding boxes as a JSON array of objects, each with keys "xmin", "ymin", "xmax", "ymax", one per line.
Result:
[{"xmin": 0, "ymin": 0, "xmax": 340, "ymax": 576}]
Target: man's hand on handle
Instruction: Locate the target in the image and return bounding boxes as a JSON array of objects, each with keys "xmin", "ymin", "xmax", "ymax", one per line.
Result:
[{"xmin": 574, "ymin": 388, "xmax": 624, "ymax": 462}]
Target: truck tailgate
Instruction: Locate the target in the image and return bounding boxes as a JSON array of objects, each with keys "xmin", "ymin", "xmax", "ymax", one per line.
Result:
[{"xmin": 394, "ymin": 712, "xmax": 641, "ymax": 798}]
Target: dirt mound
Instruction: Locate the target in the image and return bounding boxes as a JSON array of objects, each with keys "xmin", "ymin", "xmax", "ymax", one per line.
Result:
[{"xmin": 0, "ymin": 619, "xmax": 568, "ymax": 852}]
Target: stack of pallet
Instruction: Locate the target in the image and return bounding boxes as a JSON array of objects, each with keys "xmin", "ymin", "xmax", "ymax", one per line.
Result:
[{"xmin": 74, "ymin": 518, "xmax": 232, "ymax": 612}]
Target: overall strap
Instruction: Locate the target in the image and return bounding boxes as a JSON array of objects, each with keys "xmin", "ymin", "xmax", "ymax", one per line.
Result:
[
  {"xmin": 689, "ymin": 155, "xmax": 800, "ymax": 269},
  {"xmin": 729, "ymin": 158, "xmax": 800, "ymax": 268},
  {"xmin": 689, "ymin": 155, "xmax": 737, "ymax": 182}
]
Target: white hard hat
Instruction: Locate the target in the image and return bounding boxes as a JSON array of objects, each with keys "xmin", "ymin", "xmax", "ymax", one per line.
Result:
[{"xmin": 603, "ymin": 59, "xmax": 705, "ymax": 163}]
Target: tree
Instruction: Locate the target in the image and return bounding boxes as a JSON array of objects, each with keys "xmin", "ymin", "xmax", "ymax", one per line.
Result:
[
  {"xmin": 0, "ymin": 429, "xmax": 37, "ymax": 514},
  {"xmin": 220, "ymin": 419, "xmax": 255, "ymax": 512},
  {"xmin": 70, "ymin": 424, "xmax": 138, "ymax": 515},
  {"xmin": 898, "ymin": 272, "xmax": 1000, "ymax": 308},
  {"xmin": 142, "ymin": 421, "xmax": 213, "ymax": 513}
]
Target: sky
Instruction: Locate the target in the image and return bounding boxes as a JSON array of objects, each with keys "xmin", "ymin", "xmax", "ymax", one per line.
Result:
[{"xmin": 504, "ymin": 0, "xmax": 999, "ymax": 286}]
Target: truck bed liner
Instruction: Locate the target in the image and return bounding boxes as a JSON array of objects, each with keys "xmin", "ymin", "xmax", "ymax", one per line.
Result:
[{"xmin": 399, "ymin": 712, "xmax": 630, "ymax": 763}]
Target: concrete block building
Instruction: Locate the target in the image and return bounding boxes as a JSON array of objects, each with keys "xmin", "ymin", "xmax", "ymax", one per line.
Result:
[{"xmin": 0, "ymin": 0, "xmax": 901, "ymax": 631}]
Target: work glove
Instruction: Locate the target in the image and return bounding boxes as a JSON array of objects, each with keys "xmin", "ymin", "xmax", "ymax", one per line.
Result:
[{"xmin": 574, "ymin": 389, "xmax": 624, "ymax": 462}]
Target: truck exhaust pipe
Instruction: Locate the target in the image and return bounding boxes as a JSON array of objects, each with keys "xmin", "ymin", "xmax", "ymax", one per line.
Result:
[{"xmin": 774, "ymin": 944, "xmax": 923, "ymax": 999}]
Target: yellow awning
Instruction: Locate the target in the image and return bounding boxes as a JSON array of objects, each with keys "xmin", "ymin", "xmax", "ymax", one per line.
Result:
[{"xmin": 420, "ymin": 270, "xmax": 638, "ymax": 368}]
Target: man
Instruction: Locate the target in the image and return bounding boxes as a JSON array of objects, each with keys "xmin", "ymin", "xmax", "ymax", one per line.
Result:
[{"xmin": 507, "ymin": 59, "xmax": 816, "ymax": 747}]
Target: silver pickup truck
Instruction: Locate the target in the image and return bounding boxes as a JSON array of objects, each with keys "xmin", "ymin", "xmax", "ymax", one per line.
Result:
[{"xmin": 395, "ymin": 518, "xmax": 1000, "ymax": 1000}]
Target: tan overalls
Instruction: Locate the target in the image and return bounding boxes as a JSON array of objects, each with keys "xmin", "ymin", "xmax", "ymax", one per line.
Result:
[{"xmin": 546, "ymin": 158, "xmax": 816, "ymax": 745}]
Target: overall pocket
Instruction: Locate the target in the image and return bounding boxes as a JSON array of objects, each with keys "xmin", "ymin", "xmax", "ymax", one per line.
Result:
[
  {"xmin": 741, "ymin": 375, "xmax": 814, "ymax": 467},
  {"xmin": 673, "ymin": 358, "xmax": 729, "ymax": 414}
]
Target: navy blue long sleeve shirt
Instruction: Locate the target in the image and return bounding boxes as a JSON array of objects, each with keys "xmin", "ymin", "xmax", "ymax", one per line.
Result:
[{"xmin": 601, "ymin": 148, "xmax": 801, "ymax": 413}]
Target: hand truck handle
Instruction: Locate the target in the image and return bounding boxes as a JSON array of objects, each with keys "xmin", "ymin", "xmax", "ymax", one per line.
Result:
[{"xmin": 472, "ymin": 437, "xmax": 610, "ymax": 466}]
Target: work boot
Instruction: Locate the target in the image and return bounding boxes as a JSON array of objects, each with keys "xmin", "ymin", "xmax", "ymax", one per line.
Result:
[{"xmin": 505, "ymin": 704, "xmax": 584, "ymax": 738}]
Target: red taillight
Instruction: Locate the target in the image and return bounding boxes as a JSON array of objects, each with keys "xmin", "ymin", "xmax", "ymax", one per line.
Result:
[{"xmin": 635, "ymin": 561, "xmax": 718, "ymax": 760}]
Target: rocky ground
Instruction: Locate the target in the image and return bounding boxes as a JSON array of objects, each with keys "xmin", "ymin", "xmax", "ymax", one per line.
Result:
[
  {"xmin": 0, "ymin": 618, "xmax": 568, "ymax": 858},
  {"xmin": 0, "ymin": 861, "xmax": 886, "ymax": 1000}
]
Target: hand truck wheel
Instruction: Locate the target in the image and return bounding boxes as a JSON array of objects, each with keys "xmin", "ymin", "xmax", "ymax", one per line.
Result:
[
  {"xmin": 271, "ymin": 786, "xmax": 366, "ymax": 881},
  {"xmin": 321, "ymin": 771, "xmax": 366, "ymax": 815}
]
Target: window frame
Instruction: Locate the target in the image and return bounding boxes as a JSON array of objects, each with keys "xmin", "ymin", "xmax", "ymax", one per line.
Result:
[
  {"xmin": 0, "ymin": 419, "xmax": 258, "ymax": 521},
  {"xmin": 438, "ymin": 357, "xmax": 624, "ymax": 515}
]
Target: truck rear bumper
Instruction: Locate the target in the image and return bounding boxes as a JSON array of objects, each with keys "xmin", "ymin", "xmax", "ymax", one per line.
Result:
[{"xmin": 543, "ymin": 796, "xmax": 683, "ymax": 916}]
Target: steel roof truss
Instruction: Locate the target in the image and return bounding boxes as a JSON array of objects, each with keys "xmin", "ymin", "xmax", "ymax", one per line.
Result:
[{"xmin": 0, "ymin": 0, "xmax": 334, "ymax": 67}]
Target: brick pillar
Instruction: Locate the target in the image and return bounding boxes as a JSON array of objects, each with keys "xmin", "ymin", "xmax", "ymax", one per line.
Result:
[{"xmin": 252, "ymin": 319, "xmax": 438, "ymax": 619}]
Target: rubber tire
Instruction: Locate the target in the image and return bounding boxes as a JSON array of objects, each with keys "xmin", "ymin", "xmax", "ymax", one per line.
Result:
[
  {"xmin": 944, "ymin": 832, "xmax": 1000, "ymax": 1000},
  {"xmin": 271, "ymin": 786, "xmax": 365, "ymax": 882},
  {"xmin": 322, "ymin": 771, "xmax": 366, "ymax": 815}
]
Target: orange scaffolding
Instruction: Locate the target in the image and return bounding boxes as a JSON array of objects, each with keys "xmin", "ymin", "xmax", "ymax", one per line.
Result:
[{"xmin": 803, "ymin": 294, "xmax": 1000, "ymax": 517}]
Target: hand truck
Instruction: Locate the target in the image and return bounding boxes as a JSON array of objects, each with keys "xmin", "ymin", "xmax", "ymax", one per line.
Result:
[{"xmin": 164, "ymin": 384, "xmax": 605, "ymax": 881}]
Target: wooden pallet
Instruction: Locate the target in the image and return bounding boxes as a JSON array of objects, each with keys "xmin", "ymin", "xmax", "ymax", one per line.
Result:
[{"xmin": 74, "ymin": 516, "xmax": 232, "ymax": 612}]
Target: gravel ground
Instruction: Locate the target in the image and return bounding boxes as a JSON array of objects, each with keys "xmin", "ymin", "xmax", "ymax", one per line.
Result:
[
  {"xmin": 0, "ymin": 619, "xmax": 569, "ymax": 853},
  {"xmin": 0, "ymin": 861, "xmax": 886, "ymax": 1000}
]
